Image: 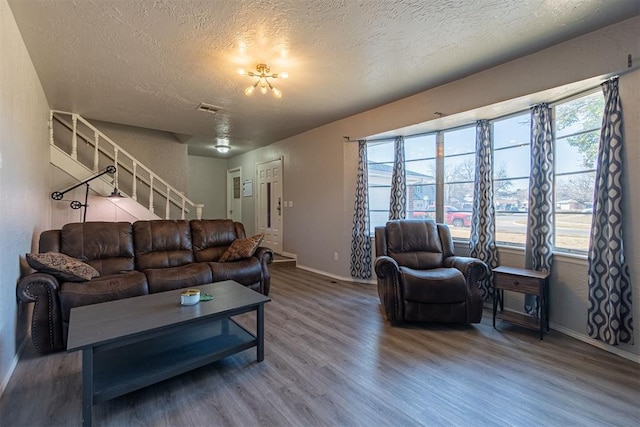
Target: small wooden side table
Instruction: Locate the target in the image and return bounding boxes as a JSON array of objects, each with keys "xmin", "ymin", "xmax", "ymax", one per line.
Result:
[{"xmin": 492, "ymin": 266, "xmax": 550, "ymax": 340}]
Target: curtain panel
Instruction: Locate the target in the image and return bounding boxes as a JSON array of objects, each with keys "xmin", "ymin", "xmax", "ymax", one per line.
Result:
[
  {"xmin": 587, "ymin": 77, "xmax": 633, "ymax": 345},
  {"xmin": 351, "ymin": 139, "xmax": 372, "ymax": 279},
  {"xmin": 389, "ymin": 136, "xmax": 407, "ymax": 220},
  {"xmin": 469, "ymin": 120, "xmax": 499, "ymax": 300},
  {"xmin": 525, "ymin": 103, "xmax": 554, "ymax": 315}
]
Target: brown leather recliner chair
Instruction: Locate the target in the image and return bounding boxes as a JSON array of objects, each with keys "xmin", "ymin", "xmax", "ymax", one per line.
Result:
[{"xmin": 374, "ymin": 220, "xmax": 488, "ymax": 324}]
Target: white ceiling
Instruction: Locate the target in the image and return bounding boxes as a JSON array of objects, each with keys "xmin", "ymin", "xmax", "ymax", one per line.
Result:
[{"xmin": 8, "ymin": 0, "xmax": 640, "ymax": 158}]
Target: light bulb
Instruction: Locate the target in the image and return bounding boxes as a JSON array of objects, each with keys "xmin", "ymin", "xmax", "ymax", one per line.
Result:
[
  {"xmin": 260, "ymin": 84, "xmax": 268, "ymax": 95},
  {"xmin": 245, "ymin": 86, "xmax": 255, "ymax": 96},
  {"xmin": 272, "ymin": 87, "xmax": 282, "ymax": 98},
  {"xmin": 277, "ymin": 72, "xmax": 288, "ymax": 79},
  {"xmin": 215, "ymin": 145, "xmax": 230, "ymax": 153},
  {"xmin": 237, "ymin": 68, "xmax": 247, "ymax": 75}
]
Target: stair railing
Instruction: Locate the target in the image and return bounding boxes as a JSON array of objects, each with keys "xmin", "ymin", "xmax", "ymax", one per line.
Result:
[{"xmin": 50, "ymin": 110, "xmax": 203, "ymax": 220}]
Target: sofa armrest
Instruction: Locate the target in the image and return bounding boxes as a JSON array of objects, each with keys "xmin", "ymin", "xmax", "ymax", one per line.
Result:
[
  {"xmin": 16, "ymin": 273, "xmax": 65, "ymax": 354},
  {"xmin": 254, "ymin": 246, "xmax": 274, "ymax": 295},
  {"xmin": 374, "ymin": 256, "xmax": 404, "ymax": 322}
]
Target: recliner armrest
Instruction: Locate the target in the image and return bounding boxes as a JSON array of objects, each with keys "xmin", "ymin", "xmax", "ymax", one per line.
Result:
[
  {"xmin": 16, "ymin": 272, "xmax": 65, "ymax": 354},
  {"xmin": 443, "ymin": 256, "xmax": 488, "ymax": 282},
  {"xmin": 374, "ymin": 256, "xmax": 403, "ymax": 322}
]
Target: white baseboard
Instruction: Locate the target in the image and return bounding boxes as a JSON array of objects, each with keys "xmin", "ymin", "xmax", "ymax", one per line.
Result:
[
  {"xmin": 279, "ymin": 251, "xmax": 297, "ymax": 259},
  {"xmin": 550, "ymin": 322, "xmax": 640, "ymax": 364},
  {"xmin": 295, "ymin": 264, "xmax": 376, "ymax": 285},
  {"xmin": 0, "ymin": 338, "xmax": 26, "ymax": 400}
]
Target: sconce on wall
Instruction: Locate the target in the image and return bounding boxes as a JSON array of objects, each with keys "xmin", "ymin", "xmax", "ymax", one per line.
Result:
[{"xmin": 51, "ymin": 166, "xmax": 121, "ymax": 221}]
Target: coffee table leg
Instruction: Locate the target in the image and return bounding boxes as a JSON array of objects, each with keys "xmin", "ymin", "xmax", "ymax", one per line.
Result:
[
  {"xmin": 257, "ymin": 304, "xmax": 264, "ymax": 362},
  {"xmin": 82, "ymin": 349, "xmax": 93, "ymax": 427}
]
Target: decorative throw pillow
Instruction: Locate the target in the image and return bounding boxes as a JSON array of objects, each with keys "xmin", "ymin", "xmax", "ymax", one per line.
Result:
[
  {"xmin": 26, "ymin": 252, "xmax": 100, "ymax": 282},
  {"xmin": 219, "ymin": 234, "xmax": 265, "ymax": 262}
]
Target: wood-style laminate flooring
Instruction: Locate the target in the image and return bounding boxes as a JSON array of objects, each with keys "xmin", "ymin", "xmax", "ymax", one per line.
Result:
[{"xmin": 1, "ymin": 267, "xmax": 639, "ymax": 426}]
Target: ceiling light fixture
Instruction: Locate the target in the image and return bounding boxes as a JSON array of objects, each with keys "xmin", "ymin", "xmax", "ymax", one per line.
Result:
[
  {"xmin": 238, "ymin": 63, "xmax": 287, "ymax": 98},
  {"xmin": 214, "ymin": 139, "xmax": 230, "ymax": 154}
]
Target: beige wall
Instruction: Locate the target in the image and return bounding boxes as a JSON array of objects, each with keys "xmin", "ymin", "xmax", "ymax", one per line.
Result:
[
  {"xmin": 187, "ymin": 155, "xmax": 227, "ymax": 219},
  {"xmin": 229, "ymin": 17, "xmax": 640, "ymax": 359},
  {"xmin": 0, "ymin": 0, "xmax": 51, "ymax": 395},
  {"xmin": 88, "ymin": 120, "xmax": 189, "ymax": 193}
]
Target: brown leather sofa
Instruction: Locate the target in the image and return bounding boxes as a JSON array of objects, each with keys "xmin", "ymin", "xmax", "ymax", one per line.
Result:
[
  {"xmin": 17, "ymin": 219, "xmax": 273, "ymax": 355},
  {"xmin": 374, "ymin": 220, "xmax": 488, "ymax": 324}
]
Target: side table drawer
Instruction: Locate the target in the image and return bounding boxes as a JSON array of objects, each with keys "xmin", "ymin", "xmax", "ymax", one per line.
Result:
[{"xmin": 494, "ymin": 273, "xmax": 541, "ymax": 294}]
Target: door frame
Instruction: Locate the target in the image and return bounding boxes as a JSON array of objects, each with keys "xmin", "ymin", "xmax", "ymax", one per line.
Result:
[
  {"xmin": 255, "ymin": 157, "xmax": 284, "ymax": 254},
  {"xmin": 226, "ymin": 167, "xmax": 242, "ymax": 222}
]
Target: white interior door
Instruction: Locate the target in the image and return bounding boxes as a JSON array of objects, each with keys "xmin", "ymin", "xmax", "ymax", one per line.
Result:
[
  {"xmin": 256, "ymin": 159, "xmax": 283, "ymax": 254},
  {"xmin": 226, "ymin": 167, "xmax": 242, "ymax": 222}
]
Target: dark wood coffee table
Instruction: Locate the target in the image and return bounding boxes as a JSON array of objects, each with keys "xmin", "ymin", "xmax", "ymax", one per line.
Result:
[{"xmin": 67, "ymin": 280, "xmax": 270, "ymax": 427}]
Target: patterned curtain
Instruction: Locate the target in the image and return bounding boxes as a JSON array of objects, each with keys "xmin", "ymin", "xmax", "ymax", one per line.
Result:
[
  {"xmin": 525, "ymin": 103, "xmax": 554, "ymax": 315},
  {"xmin": 389, "ymin": 136, "xmax": 406, "ymax": 220},
  {"xmin": 351, "ymin": 139, "xmax": 372, "ymax": 279},
  {"xmin": 587, "ymin": 78, "xmax": 633, "ymax": 345},
  {"xmin": 469, "ymin": 120, "xmax": 499, "ymax": 300}
]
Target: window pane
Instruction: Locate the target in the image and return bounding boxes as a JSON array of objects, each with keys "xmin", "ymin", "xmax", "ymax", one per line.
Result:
[
  {"xmin": 406, "ymin": 159, "xmax": 436, "ymax": 180},
  {"xmin": 368, "ymin": 163, "xmax": 393, "ymax": 187},
  {"xmin": 555, "ymin": 92, "xmax": 604, "ymax": 139},
  {"xmin": 493, "ymin": 113, "xmax": 531, "ymax": 149},
  {"xmin": 367, "ymin": 140, "xmax": 394, "ymax": 163},
  {"xmin": 405, "ymin": 134, "xmax": 436, "ymax": 161},
  {"xmin": 368, "ymin": 186, "xmax": 391, "ymax": 211},
  {"xmin": 444, "ymin": 153, "xmax": 475, "ymax": 184},
  {"xmin": 494, "ymin": 145, "xmax": 530, "ymax": 179},
  {"xmin": 444, "ymin": 126, "xmax": 475, "ymax": 155},
  {"xmin": 553, "ymin": 91, "xmax": 602, "ymax": 254},
  {"xmin": 495, "ymin": 177, "xmax": 529, "ymax": 246},
  {"xmin": 369, "ymin": 211, "xmax": 390, "ymax": 230},
  {"xmin": 408, "ymin": 184, "xmax": 436, "ymax": 219},
  {"xmin": 555, "ymin": 130, "xmax": 599, "ymax": 173},
  {"xmin": 554, "ymin": 173, "xmax": 594, "ymax": 252}
]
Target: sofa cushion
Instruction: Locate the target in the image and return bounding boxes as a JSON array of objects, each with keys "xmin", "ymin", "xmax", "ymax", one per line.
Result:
[
  {"xmin": 400, "ymin": 267, "xmax": 467, "ymax": 303},
  {"xmin": 59, "ymin": 271, "xmax": 149, "ymax": 322},
  {"xmin": 26, "ymin": 252, "xmax": 100, "ymax": 282},
  {"xmin": 219, "ymin": 234, "xmax": 264, "ymax": 262},
  {"xmin": 60, "ymin": 222, "xmax": 136, "ymax": 276},
  {"xmin": 190, "ymin": 219, "xmax": 241, "ymax": 262},
  {"xmin": 133, "ymin": 220, "xmax": 194, "ymax": 270},
  {"xmin": 208, "ymin": 258, "xmax": 262, "ymax": 287},
  {"xmin": 144, "ymin": 263, "xmax": 213, "ymax": 293}
]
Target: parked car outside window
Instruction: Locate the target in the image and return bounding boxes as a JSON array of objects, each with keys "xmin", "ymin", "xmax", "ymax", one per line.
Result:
[{"xmin": 411, "ymin": 205, "xmax": 472, "ymax": 227}]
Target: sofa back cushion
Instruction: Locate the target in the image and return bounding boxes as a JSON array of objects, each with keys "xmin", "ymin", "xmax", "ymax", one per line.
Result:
[
  {"xmin": 59, "ymin": 222, "xmax": 135, "ymax": 276},
  {"xmin": 385, "ymin": 220, "xmax": 446, "ymax": 270},
  {"xmin": 190, "ymin": 219, "xmax": 245, "ymax": 262},
  {"xmin": 133, "ymin": 220, "xmax": 194, "ymax": 270}
]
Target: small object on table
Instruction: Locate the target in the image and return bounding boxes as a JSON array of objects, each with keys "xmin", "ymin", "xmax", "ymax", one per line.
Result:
[
  {"xmin": 180, "ymin": 289, "xmax": 200, "ymax": 305},
  {"xmin": 200, "ymin": 293, "xmax": 214, "ymax": 301}
]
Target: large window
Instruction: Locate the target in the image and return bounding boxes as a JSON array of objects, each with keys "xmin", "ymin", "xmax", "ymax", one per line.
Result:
[
  {"xmin": 553, "ymin": 91, "xmax": 603, "ymax": 252},
  {"xmin": 493, "ymin": 113, "xmax": 531, "ymax": 245},
  {"xmin": 365, "ymin": 90, "xmax": 603, "ymax": 255},
  {"xmin": 442, "ymin": 126, "xmax": 475, "ymax": 239}
]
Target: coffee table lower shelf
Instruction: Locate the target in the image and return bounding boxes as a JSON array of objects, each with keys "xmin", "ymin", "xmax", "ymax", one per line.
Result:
[{"xmin": 91, "ymin": 319, "xmax": 255, "ymax": 404}]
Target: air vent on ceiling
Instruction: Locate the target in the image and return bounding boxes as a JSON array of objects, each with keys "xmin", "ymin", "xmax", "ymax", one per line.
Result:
[{"xmin": 196, "ymin": 103, "xmax": 221, "ymax": 114}]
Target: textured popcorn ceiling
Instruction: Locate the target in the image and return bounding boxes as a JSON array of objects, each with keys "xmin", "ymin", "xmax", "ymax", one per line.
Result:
[{"xmin": 7, "ymin": 0, "xmax": 640, "ymax": 157}]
